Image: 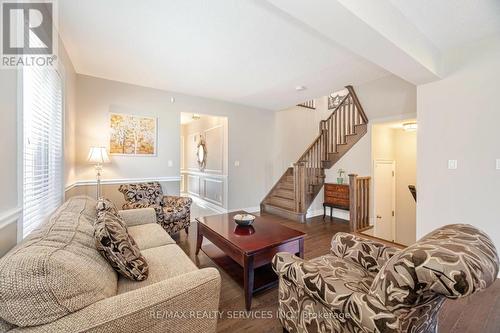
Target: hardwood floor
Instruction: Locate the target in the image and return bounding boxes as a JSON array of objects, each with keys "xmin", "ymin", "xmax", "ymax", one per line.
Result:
[{"xmin": 174, "ymin": 214, "xmax": 500, "ymax": 333}]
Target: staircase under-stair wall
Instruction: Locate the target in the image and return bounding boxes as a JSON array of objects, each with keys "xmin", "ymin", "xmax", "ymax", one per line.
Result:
[{"xmin": 261, "ymin": 86, "xmax": 369, "ymax": 223}]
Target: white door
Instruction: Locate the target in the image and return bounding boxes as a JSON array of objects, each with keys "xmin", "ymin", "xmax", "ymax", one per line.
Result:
[{"xmin": 374, "ymin": 160, "xmax": 395, "ymax": 242}]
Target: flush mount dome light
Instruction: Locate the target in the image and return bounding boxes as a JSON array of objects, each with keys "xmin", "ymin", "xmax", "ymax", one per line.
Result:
[
  {"xmin": 403, "ymin": 122, "xmax": 418, "ymax": 131},
  {"xmin": 295, "ymin": 85, "xmax": 307, "ymax": 91}
]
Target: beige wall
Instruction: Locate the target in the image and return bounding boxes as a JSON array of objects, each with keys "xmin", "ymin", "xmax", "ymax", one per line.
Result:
[
  {"xmin": 271, "ymin": 74, "xmax": 417, "ymax": 219},
  {"xmin": 181, "ymin": 115, "xmax": 228, "ymax": 209},
  {"xmin": 394, "ymin": 128, "xmax": 416, "ymax": 245},
  {"xmin": 70, "ymin": 75, "xmax": 274, "ymax": 210},
  {"xmin": 60, "ymin": 37, "xmax": 78, "ymax": 189},
  {"xmin": 417, "ymin": 35, "xmax": 500, "ymax": 254}
]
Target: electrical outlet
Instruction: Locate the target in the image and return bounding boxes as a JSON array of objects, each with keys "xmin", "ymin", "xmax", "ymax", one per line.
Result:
[
  {"xmin": 234, "ymin": 161, "xmax": 240, "ymax": 167},
  {"xmin": 167, "ymin": 160, "xmax": 173, "ymax": 167},
  {"xmin": 448, "ymin": 160, "xmax": 457, "ymax": 170}
]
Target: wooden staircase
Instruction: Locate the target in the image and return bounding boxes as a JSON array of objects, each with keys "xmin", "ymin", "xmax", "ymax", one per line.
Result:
[{"xmin": 261, "ymin": 86, "xmax": 369, "ymax": 222}]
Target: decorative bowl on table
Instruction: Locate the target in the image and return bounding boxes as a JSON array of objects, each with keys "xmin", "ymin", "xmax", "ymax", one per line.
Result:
[{"xmin": 233, "ymin": 213, "xmax": 256, "ymax": 226}]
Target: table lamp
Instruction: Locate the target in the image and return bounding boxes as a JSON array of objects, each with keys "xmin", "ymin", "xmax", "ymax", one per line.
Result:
[{"xmin": 87, "ymin": 147, "xmax": 110, "ymax": 199}]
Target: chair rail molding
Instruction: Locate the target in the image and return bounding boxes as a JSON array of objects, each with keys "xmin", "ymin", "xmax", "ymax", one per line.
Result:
[
  {"xmin": 0, "ymin": 207, "xmax": 22, "ymax": 229},
  {"xmin": 65, "ymin": 176, "xmax": 182, "ymax": 191}
]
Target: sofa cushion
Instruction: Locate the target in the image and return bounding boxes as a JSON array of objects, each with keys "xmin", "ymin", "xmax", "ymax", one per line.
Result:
[
  {"xmin": 94, "ymin": 212, "xmax": 149, "ymax": 281},
  {"xmin": 117, "ymin": 244, "xmax": 197, "ymax": 294},
  {"xmin": 0, "ymin": 196, "xmax": 117, "ymax": 327},
  {"xmin": 96, "ymin": 197, "xmax": 119, "ymax": 216},
  {"xmin": 127, "ymin": 224, "xmax": 176, "ymax": 250}
]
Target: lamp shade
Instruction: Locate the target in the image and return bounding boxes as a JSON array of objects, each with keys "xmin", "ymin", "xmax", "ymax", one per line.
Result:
[{"xmin": 87, "ymin": 147, "xmax": 110, "ymax": 164}]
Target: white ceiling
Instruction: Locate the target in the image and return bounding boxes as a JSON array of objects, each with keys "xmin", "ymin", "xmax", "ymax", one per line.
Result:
[
  {"xmin": 58, "ymin": 0, "xmax": 388, "ymax": 110},
  {"xmin": 58, "ymin": 0, "xmax": 500, "ymax": 111},
  {"xmin": 389, "ymin": 0, "xmax": 500, "ymax": 51}
]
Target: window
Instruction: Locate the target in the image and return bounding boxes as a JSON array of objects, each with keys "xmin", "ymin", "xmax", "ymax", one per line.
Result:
[{"xmin": 22, "ymin": 67, "xmax": 63, "ymax": 237}]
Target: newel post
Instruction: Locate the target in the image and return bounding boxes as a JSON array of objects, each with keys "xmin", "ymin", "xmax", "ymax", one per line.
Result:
[
  {"xmin": 293, "ymin": 162, "xmax": 306, "ymax": 213},
  {"xmin": 348, "ymin": 174, "xmax": 357, "ymax": 232}
]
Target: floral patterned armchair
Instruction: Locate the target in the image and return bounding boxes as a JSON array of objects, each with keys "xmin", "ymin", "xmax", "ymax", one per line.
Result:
[
  {"xmin": 118, "ymin": 182, "xmax": 192, "ymax": 235},
  {"xmin": 272, "ymin": 224, "xmax": 499, "ymax": 333}
]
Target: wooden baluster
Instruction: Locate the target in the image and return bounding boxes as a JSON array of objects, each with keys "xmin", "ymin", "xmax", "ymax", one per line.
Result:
[
  {"xmin": 348, "ymin": 174, "xmax": 357, "ymax": 232},
  {"xmin": 334, "ymin": 112, "xmax": 338, "ymax": 152},
  {"xmin": 329, "ymin": 115, "xmax": 332, "ymax": 153},
  {"xmin": 366, "ymin": 178, "xmax": 370, "ymax": 228},
  {"xmin": 358, "ymin": 179, "xmax": 362, "ymax": 230},
  {"xmin": 294, "ymin": 163, "xmax": 300, "ymax": 212},
  {"xmin": 362, "ymin": 179, "xmax": 365, "ymax": 228},
  {"xmin": 350, "ymin": 97, "xmax": 354, "ymax": 134},
  {"xmin": 341, "ymin": 105, "xmax": 345, "ymax": 143},
  {"xmin": 348, "ymin": 102, "xmax": 352, "ymax": 136},
  {"xmin": 344, "ymin": 98, "xmax": 348, "ymax": 135}
]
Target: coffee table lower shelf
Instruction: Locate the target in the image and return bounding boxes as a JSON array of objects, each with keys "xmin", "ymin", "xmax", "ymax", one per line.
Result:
[{"xmin": 201, "ymin": 243, "xmax": 279, "ymax": 295}]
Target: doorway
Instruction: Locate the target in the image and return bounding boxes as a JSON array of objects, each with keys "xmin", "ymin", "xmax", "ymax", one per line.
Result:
[
  {"xmin": 362, "ymin": 119, "xmax": 417, "ymax": 245},
  {"xmin": 373, "ymin": 160, "xmax": 395, "ymax": 242},
  {"xmin": 180, "ymin": 113, "xmax": 229, "ymax": 218}
]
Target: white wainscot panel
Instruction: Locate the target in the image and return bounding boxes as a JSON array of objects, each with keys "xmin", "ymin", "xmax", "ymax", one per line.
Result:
[
  {"xmin": 203, "ymin": 178, "xmax": 224, "ymax": 206},
  {"xmin": 187, "ymin": 175, "xmax": 200, "ymax": 196}
]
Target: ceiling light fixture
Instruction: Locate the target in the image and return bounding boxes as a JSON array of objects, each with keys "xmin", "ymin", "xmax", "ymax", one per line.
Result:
[
  {"xmin": 295, "ymin": 85, "xmax": 306, "ymax": 91},
  {"xmin": 403, "ymin": 122, "xmax": 418, "ymax": 131}
]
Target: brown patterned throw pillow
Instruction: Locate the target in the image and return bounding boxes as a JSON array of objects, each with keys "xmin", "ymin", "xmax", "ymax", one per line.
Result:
[
  {"xmin": 94, "ymin": 211, "xmax": 149, "ymax": 281},
  {"xmin": 96, "ymin": 198, "xmax": 119, "ymax": 216}
]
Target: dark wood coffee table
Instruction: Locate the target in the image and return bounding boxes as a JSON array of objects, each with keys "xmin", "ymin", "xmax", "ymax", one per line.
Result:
[{"xmin": 195, "ymin": 211, "xmax": 305, "ymax": 311}]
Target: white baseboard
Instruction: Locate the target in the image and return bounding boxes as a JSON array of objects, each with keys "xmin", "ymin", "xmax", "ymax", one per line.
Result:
[
  {"xmin": 228, "ymin": 206, "xmax": 260, "ymax": 214},
  {"xmin": 307, "ymin": 208, "xmax": 349, "ymax": 220},
  {"xmin": 186, "ymin": 194, "xmax": 227, "ymax": 214}
]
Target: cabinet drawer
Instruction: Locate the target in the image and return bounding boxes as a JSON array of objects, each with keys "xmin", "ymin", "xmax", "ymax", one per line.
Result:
[
  {"xmin": 325, "ymin": 190, "xmax": 349, "ymax": 199},
  {"xmin": 324, "ymin": 197, "xmax": 350, "ymax": 209},
  {"xmin": 325, "ymin": 184, "xmax": 349, "ymax": 193}
]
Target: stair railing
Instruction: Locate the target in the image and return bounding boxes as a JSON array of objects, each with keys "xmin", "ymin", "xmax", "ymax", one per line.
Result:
[
  {"xmin": 293, "ymin": 86, "xmax": 368, "ymax": 213},
  {"xmin": 297, "ymin": 99, "xmax": 316, "ymax": 110},
  {"xmin": 349, "ymin": 174, "xmax": 371, "ymax": 232}
]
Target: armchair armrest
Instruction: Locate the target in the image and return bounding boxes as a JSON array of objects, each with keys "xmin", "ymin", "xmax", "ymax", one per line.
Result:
[
  {"xmin": 330, "ymin": 233, "xmax": 400, "ymax": 274},
  {"xmin": 163, "ymin": 196, "xmax": 192, "ymax": 209},
  {"xmin": 13, "ymin": 268, "xmax": 221, "ymax": 333},
  {"xmin": 272, "ymin": 252, "xmax": 399, "ymax": 333},
  {"xmin": 118, "ymin": 208, "xmax": 157, "ymax": 227}
]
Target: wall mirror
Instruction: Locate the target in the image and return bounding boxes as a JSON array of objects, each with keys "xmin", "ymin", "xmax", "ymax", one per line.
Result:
[{"xmin": 197, "ymin": 139, "xmax": 207, "ymax": 171}]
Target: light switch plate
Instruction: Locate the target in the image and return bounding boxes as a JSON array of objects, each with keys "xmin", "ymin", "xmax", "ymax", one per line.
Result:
[
  {"xmin": 448, "ymin": 160, "xmax": 457, "ymax": 169},
  {"xmin": 234, "ymin": 161, "xmax": 240, "ymax": 167},
  {"xmin": 167, "ymin": 160, "xmax": 173, "ymax": 167},
  {"xmin": 496, "ymin": 159, "xmax": 500, "ymax": 170}
]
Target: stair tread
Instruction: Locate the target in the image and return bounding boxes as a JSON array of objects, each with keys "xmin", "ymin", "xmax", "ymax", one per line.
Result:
[
  {"xmin": 267, "ymin": 196, "xmax": 295, "ymax": 210},
  {"xmin": 269, "ymin": 196, "xmax": 294, "ymax": 202}
]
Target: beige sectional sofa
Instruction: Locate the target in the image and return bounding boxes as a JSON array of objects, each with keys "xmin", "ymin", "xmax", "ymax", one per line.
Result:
[{"xmin": 0, "ymin": 196, "xmax": 221, "ymax": 333}]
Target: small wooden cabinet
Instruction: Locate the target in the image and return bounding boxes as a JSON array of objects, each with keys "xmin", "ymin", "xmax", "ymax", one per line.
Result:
[{"xmin": 323, "ymin": 183, "xmax": 350, "ymax": 218}]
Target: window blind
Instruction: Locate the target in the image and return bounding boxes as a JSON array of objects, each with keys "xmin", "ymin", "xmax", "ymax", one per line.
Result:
[{"xmin": 22, "ymin": 67, "xmax": 63, "ymax": 238}]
